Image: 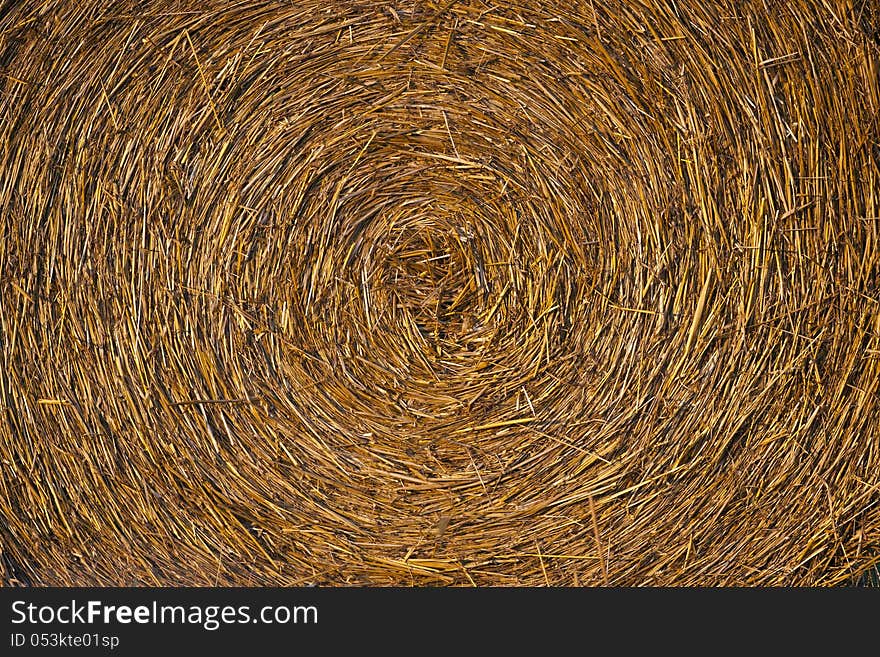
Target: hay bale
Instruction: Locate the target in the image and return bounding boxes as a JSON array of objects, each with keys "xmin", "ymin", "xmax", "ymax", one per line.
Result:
[{"xmin": 0, "ymin": 0, "xmax": 878, "ymax": 586}]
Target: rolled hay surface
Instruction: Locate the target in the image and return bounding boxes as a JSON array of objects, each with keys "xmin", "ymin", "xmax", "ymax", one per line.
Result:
[{"xmin": 1, "ymin": 0, "xmax": 879, "ymax": 586}]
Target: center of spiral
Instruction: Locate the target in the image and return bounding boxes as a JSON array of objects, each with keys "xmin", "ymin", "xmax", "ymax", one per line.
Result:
[{"xmin": 375, "ymin": 218, "xmax": 488, "ymax": 353}]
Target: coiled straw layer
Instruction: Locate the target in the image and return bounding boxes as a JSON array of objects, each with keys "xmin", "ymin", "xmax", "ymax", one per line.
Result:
[{"xmin": 1, "ymin": 0, "xmax": 879, "ymax": 585}]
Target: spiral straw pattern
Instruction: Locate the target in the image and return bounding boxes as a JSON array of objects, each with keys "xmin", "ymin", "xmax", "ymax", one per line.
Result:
[{"xmin": 1, "ymin": 0, "xmax": 879, "ymax": 585}]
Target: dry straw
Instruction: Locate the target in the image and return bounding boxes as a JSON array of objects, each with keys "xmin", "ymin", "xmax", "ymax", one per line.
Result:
[{"xmin": 1, "ymin": 0, "xmax": 878, "ymax": 586}]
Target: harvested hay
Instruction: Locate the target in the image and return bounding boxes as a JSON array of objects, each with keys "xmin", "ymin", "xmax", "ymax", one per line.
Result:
[{"xmin": 0, "ymin": 0, "xmax": 879, "ymax": 587}]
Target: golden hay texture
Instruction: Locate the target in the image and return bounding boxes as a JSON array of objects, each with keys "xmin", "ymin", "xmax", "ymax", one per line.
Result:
[{"xmin": 1, "ymin": 0, "xmax": 879, "ymax": 586}]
